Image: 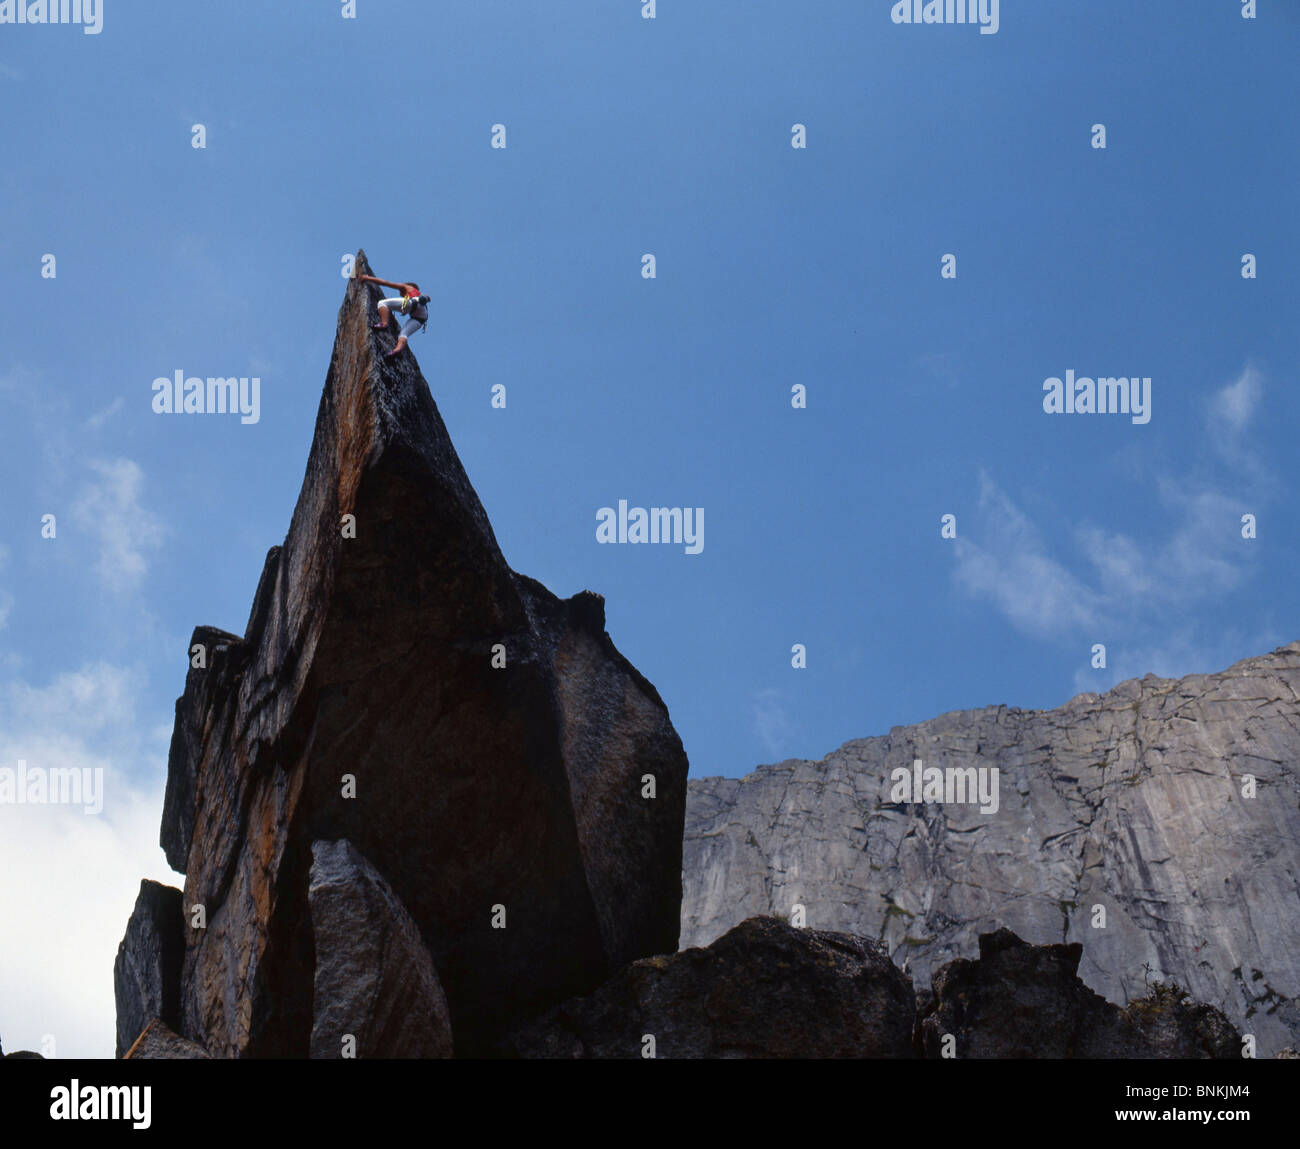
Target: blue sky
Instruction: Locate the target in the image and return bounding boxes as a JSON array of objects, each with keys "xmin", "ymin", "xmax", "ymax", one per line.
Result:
[{"xmin": 1, "ymin": 2, "xmax": 1296, "ymax": 1057}]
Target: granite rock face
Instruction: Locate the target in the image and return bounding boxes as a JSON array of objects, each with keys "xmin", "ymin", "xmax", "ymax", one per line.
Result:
[
  {"xmin": 683, "ymin": 643, "xmax": 1300, "ymax": 1057},
  {"xmin": 308, "ymin": 838, "xmax": 453, "ymax": 1059},
  {"xmin": 115, "ymin": 250, "xmax": 689, "ymax": 1058},
  {"xmin": 123, "ymin": 1019, "xmax": 212, "ymax": 1060},
  {"xmin": 112, "ymin": 880, "xmax": 185, "ymax": 1059},
  {"xmin": 918, "ymin": 928, "xmax": 1240, "ymax": 1058},
  {"xmin": 500, "ymin": 916, "xmax": 916, "ymax": 1058}
]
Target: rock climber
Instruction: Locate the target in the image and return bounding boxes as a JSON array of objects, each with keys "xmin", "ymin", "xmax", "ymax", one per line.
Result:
[{"xmin": 357, "ymin": 273, "xmax": 430, "ymax": 358}]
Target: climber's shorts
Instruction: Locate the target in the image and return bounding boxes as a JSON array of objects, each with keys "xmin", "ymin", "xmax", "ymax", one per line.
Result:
[{"xmin": 380, "ymin": 297, "xmax": 427, "ymax": 340}]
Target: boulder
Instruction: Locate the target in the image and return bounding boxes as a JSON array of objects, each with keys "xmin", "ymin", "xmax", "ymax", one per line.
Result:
[
  {"xmin": 501, "ymin": 916, "xmax": 916, "ymax": 1058},
  {"xmin": 123, "ymin": 1019, "xmax": 211, "ymax": 1060},
  {"xmin": 918, "ymin": 928, "xmax": 1241, "ymax": 1058},
  {"xmin": 308, "ymin": 839, "xmax": 452, "ymax": 1058},
  {"xmin": 113, "ymin": 880, "xmax": 185, "ymax": 1059}
]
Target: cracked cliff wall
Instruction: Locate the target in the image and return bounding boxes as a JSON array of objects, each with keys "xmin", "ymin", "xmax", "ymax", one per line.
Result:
[{"xmin": 682, "ymin": 642, "xmax": 1300, "ymax": 1057}]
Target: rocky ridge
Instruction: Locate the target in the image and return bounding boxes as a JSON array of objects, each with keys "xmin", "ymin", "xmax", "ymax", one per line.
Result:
[
  {"xmin": 94, "ymin": 249, "xmax": 1271, "ymax": 1061},
  {"xmin": 683, "ymin": 645, "xmax": 1300, "ymax": 1056}
]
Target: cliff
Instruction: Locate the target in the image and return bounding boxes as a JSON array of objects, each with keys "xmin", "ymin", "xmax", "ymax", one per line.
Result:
[{"xmin": 683, "ymin": 644, "xmax": 1300, "ymax": 1056}]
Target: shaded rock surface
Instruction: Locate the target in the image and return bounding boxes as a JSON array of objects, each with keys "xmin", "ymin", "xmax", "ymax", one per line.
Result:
[
  {"xmin": 113, "ymin": 880, "xmax": 185, "ymax": 1059},
  {"xmin": 308, "ymin": 838, "xmax": 452, "ymax": 1058},
  {"xmin": 0, "ymin": 1034, "xmax": 45, "ymax": 1059},
  {"xmin": 119, "ymin": 250, "xmax": 689, "ymax": 1058},
  {"xmin": 919, "ymin": 928, "xmax": 1241, "ymax": 1058},
  {"xmin": 500, "ymin": 916, "xmax": 916, "ymax": 1058},
  {"xmin": 123, "ymin": 1019, "xmax": 212, "ymax": 1060},
  {"xmin": 683, "ymin": 644, "xmax": 1300, "ymax": 1057}
]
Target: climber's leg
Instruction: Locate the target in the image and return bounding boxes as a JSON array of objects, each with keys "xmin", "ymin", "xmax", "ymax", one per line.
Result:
[
  {"xmin": 373, "ymin": 298, "xmax": 402, "ymax": 330},
  {"xmin": 385, "ymin": 316, "xmax": 424, "ymax": 358}
]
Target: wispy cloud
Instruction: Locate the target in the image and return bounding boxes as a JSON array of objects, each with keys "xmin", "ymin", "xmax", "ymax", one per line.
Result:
[
  {"xmin": 752, "ymin": 687, "xmax": 793, "ymax": 758},
  {"xmin": 5, "ymin": 663, "xmax": 144, "ymax": 742},
  {"xmin": 71, "ymin": 459, "xmax": 165, "ymax": 595},
  {"xmin": 954, "ymin": 364, "xmax": 1272, "ymax": 651},
  {"xmin": 83, "ymin": 396, "xmax": 125, "ymax": 431},
  {"xmin": 955, "ymin": 471, "xmax": 1254, "ymax": 644},
  {"xmin": 1209, "ymin": 365, "xmax": 1262, "ymax": 436},
  {"xmin": 1206, "ymin": 365, "xmax": 1271, "ymax": 483},
  {"xmin": 1076, "ymin": 482, "xmax": 1246, "ymax": 607},
  {"xmin": 0, "ymin": 662, "xmax": 174, "ymax": 1059},
  {"xmin": 952, "ymin": 473, "xmax": 1105, "ymax": 639}
]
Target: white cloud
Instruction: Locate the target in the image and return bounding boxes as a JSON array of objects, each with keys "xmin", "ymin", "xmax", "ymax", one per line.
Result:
[
  {"xmin": 83, "ymin": 396, "xmax": 125, "ymax": 431},
  {"xmin": 752, "ymin": 688, "xmax": 792, "ymax": 758},
  {"xmin": 1206, "ymin": 366, "xmax": 1273, "ymax": 485},
  {"xmin": 954, "ymin": 388, "xmax": 1263, "ymax": 647},
  {"xmin": 0, "ymin": 663, "xmax": 175, "ymax": 1060},
  {"xmin": 951, "ymin": 472, "xmax": 1105, "ymax": 639},
  {"xmin": 5, "ymin": 663, "xmax": 143, "ymax": 741},
  {"xmin": 1075, "ymin": 526, "xmax": 1155, "ymax": 599},
  {"xmin": 0, "ymin": 778, "xmax": 172, "ymax": 1059},
  {"xmin": 1075, "ymin": 483, "xmax": 1245, "ymax": 608},
  {"xmin": 1209, "ymin": 365, "xmax": 1262, "ymax": 435},
  {"xmin": 71, "ymin": 459, "xmax": 165, "ymax": 594},
  {"xmin": 1150, "ymin": 482, "xmax": 1247, "ymax": 597}
]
